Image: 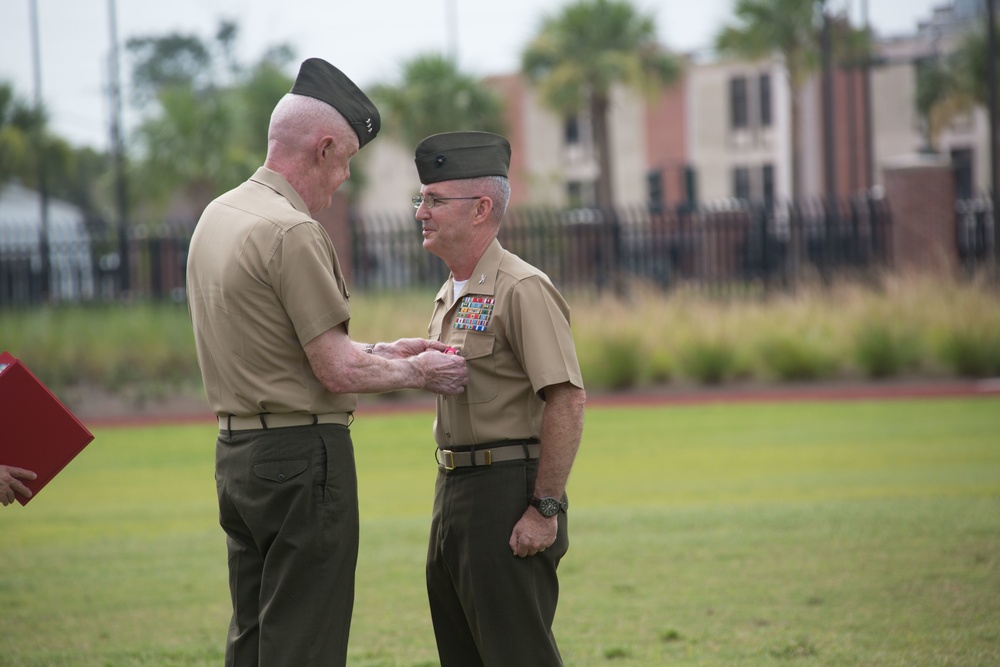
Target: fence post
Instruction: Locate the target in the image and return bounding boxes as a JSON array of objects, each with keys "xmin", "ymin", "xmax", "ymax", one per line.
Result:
[
  {"xmin": 882, "ymin": 154, "xmax": 958, "ymax": 275},
  {"xmin": 317, "ymin": 192, "xmax": 354, "ymax": 284}
]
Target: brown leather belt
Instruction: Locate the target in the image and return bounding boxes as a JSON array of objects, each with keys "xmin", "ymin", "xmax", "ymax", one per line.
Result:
[
  {"xmin": 219, "ymin": 412, "xmax": 352, "ymax": 432},
  {"xmin": 437, "ymin": 440, "xmax": 540, "ymax": 470}
]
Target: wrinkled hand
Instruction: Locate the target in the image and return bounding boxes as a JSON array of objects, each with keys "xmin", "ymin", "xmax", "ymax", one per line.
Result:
[
  {"xmin": 413, "ymin": 350, "xmax": 468, "ymax": 395},
  {"xmin": 0, "ymin": 465, "xmax": 36, "ymax": 506},
  {"xmin": 509, "ymin": 508, "xmax": 557, "ymax": 558},
  {"xmin": 382, "ymin": 338, "xmax": 451, "ymax": 360}
]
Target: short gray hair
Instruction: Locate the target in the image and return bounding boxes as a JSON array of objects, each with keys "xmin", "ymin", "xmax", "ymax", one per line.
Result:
[
  {"xmin": 267, "ymin": 93, "xmax": 357, "ymax": 154},
  {"xmin": 475, "ymin": 175, "xmax": 510, "ymax": 223}
]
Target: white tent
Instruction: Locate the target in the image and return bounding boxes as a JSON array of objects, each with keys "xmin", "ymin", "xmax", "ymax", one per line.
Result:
[{"xmin": 0, "ymin": 182, "xmax": 96, "ymax": 301}]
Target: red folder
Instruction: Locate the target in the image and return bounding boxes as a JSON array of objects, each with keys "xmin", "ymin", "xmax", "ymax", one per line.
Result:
[{"xmin": 0, "ymin": 351, "xmax": 95, "ymax": 505}]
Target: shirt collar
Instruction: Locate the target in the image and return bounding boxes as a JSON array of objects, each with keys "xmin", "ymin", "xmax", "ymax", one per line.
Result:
[
  {"xmin": 433, "ymin": 238, "xmax": 504, "ymax": 307},
  {"xmin": 249, "ymin": 166, "xmax": 311, "ymax": 217},
  {"xmin": 465, "ymin": 238, "xmax": 503, "ymax": 296}
]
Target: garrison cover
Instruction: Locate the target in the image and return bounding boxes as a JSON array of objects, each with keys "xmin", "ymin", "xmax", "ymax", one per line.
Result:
[{"xmin": 0, "ymin": 351, "xmax": 95, "ymax": 505}]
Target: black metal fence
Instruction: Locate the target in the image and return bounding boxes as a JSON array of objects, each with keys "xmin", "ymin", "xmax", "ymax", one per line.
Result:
[
  {"xmin": 0, "ymin": 217, "xmax": 192, "ymax": 307},
  {"xmin": 956, "ymin": 195, "xmax": 996, "ymax": 275},
  {"xmin": 351, "ymin": 196, "xmax": 894, "ymax": 294},
  {"xmin": 1, "ymin": 196, "xmax": 895, "ymax": 308}
]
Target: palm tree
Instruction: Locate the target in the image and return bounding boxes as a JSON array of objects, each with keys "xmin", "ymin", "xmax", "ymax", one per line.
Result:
[
  {"xmin": 715, "ymin": 0, "xmax": 822, "ymax": 200},
  {"xmin": 521, "ymin": 0, "xmax": 679, "ymax": 211},
  {"xmin": 369, "ymin": 53, "xmax": 507, "ymax": 153},
  {"xmin": 0, "ymin": 81, "xmax": 96, "ymax": 211},
  {"xmin": 129, "ymin": 85, "xmax": 243, "ymax": 213},
  {"xmin": 125, "ymin": 23, "xmax": 294, "ymax": 215},
  {"xmin": 0, "ymin": 82, "xmax": 46, "ymax": 187},
  {"xmin": 916, "ymin": 56, "xmax": 958, "ymax": 152},
  {"xmin": 953, "ymin": 23, "xmax": 1000, "ymax": 111},
  {"xmin": 917, "ymin": 22, "xmax": 999, "ymax": 152}
]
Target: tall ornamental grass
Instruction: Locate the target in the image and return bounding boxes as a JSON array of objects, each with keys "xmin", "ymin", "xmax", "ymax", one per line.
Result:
[
  {"xmin": 1, "ymin": 273, "xmax": 998, "ymax": 397},
  {"xmin": 571, "ymin": 273, "xmax": 1000, "ymax": 387}
]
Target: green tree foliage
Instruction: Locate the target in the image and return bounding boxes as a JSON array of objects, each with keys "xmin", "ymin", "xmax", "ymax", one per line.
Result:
[
  {"xmin": 521, "ymin": 0, "xmax": 679, "ymax": 210},
  {"xmin": 915, "ymin": 55, "xmax": 958, "ymax": 151},
  {"xmin": 715, "ymin": 0, "xmax": 870, "ymax": 199},
  {"xmin": 238, "ymin": 50, "xmax": 297, "ymax": 160},
  {"xmin": 917, "ymin": 21, "xmax": 999, "ymax": 151},
  {"xmin": 370, "ymin": 53, "xmax": 507, "ymax": 153},
  {"xmin": 0, "ymin": 81, "xmax": 108, "ymax": 214},
  {"xmin": 2, "ymin": 22, "xmax": 300, "ymax": 220},
  {"xmin": 715, "ymin": 0, "xmax": 822, "ymax": 200},
  {"xmin": 126, "ymin": 34, "xmax": 213, "ymax": 108},
  {"xmin": 125, "ymin": 22, "xmax": 296, "ymax": 216},
  {"xmin": 0, "ymin": 82, "xmax": 43, "ymax": 185},
  {"xmin": 954, "ymin": 23, "xmax": 1000, "ymax": 109}
]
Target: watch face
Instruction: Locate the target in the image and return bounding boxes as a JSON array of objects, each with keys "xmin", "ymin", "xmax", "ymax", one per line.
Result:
[{"xmin": 537, "ymin": 497, "xmax": 560, "ymax": 517}]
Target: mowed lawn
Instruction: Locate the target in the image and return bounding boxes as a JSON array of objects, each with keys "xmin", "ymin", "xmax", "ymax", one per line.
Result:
[{"xmin": 1, "ymin": 396, "xmax": 998, "ymax": 667}]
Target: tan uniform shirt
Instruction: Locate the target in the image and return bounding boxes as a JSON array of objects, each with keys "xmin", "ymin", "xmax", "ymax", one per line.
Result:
[
  {"xmin": 186, "ymin": 166, "xmax": 356, "ymax": 417},
  {"xmin": 428, "ymin": 239, "xmax": 584, "ymax": 447}
]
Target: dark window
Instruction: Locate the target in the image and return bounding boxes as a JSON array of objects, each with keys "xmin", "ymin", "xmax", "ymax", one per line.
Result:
[
  {"xmin": 759, "ymin": 73, "xmax": 772, "ymax": 127},
  {"xmin": 565, "ymin": 116, "xmax": 580, "ymax": 144},
  {"xmin": 733, "ymin": 167, "xmax": 751, "ymax": 200},
  {"xmin": 647, "ymin": 169, "xmax": 664, "ymax": 213},
  {"xmin": 762, "ymin": 163, "xmax": 775, "ymax": 208},
  {"xmin": 681, "ymin": 166, "xmax": 698, "ymax": 210},
  {"xmin": 730, "ymin": 76, "xmax": 748, "ymax": 129},
  {"xmin": 951, "ymin": 148, "xmax": 974, "ymax": 199}
]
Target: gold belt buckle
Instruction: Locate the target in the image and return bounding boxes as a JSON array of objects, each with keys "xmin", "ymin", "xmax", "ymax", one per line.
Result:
[{"xmin": 439, "ymin": 449, "xmax": 456, "ymax": 470}]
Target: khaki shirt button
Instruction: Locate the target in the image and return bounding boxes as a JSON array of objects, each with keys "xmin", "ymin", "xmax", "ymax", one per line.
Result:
[{"xmin": 277, "ymin": 473, "xmax": 286, "ymax": 482}]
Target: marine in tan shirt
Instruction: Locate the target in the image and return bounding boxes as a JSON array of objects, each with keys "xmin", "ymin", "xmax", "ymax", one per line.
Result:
[
  {"xmin": 188, "ymin": 165, "xmax": 358, "ymax": 418},
  {"xmin": 185, "ymin": 59, "xmax": 465, "ymax": 667},
  {"xmin": 428, "ymin": 238, "xmax": 583, "ymax": 446},
  {"xmin": 415, "ymin": 131, "xmax": 586, "ymax": 667}
]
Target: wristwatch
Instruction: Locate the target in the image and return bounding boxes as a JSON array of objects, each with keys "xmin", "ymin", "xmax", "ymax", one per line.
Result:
[{"xmin": 530, "ymin": 496, "xmax": 568, "ymax": 518}]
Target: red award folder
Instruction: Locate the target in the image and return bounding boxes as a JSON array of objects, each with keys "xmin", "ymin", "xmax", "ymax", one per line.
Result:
[{"xmin": 0, "ymin": 351, "xmax": 95, "ymax": 505}]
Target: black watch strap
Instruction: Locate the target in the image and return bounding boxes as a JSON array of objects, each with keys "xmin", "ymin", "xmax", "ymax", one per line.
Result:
[{"xmin": 530, "ymin": 496, "xmax": 567, "ymax": 517}]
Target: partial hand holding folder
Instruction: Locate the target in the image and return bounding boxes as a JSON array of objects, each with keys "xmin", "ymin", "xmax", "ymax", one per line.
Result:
[{"xmin": 0, "ymin": 351, "xmax": 95, "ymax": 505}]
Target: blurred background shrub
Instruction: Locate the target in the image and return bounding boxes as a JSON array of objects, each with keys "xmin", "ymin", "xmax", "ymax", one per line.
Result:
[{"xmin": 2, "ymin": 274, "xmax": 998, "ymax": 404}]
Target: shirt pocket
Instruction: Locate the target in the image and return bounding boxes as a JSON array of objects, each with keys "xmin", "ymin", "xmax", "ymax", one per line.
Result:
[{"xmin": 452, "ymin": 330, "xmax": 497, "ymax": 405}]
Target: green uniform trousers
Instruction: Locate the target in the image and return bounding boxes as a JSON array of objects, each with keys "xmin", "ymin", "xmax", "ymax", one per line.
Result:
[
  {"xmin": 216, "ymin": 423, "xmax": 358, "ymax": 667},
  {"xmin": 426, "ymin": 456, "xmax": 569, "ymax": 667}
]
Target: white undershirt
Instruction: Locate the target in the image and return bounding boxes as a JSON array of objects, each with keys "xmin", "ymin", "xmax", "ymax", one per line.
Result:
[{"xmin": 452, "ymin": 278, "xmax": 469, "ymax": 305}]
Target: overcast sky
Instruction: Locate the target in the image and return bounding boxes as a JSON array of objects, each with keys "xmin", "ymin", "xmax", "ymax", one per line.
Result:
[{"xmin": 1, "ymin": 0, "xmax": 948, "ymax": 150}]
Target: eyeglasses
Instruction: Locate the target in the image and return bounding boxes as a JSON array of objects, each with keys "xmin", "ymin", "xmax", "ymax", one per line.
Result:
[{"xmin": 412, "ymin": 194, "xmax": 483, "ymax": 209}]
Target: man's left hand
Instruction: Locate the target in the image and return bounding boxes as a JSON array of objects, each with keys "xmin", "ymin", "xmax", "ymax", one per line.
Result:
[{"xmin": 508, "ymin": 508, "xmax": 557, "ymax": 558}]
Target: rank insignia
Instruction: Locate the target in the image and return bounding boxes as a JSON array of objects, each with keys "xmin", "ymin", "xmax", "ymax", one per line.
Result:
[{"xmin": 454, "ymin": 296, "xmax": 495, "ymax": 331}]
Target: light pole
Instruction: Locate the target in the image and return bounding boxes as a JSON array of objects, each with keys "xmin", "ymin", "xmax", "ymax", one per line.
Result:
[
  {"xmin": 988, "ymin": 0, "xmax": 998, "ymax": 264},
  {"xmin": 445, "ymin": 0, "xmax": 458, "ymax": 65},
  {"xmin": 820, "ymin": 0, "xmax": 838, "ymax": 205},
  {"xmin": 819, "ymin": 0, "xmax": 839, "ymax": 275},
  {"xmin": 861, "ymin": 0, "xmax": 874, "ymax": 190},
  {"xmin": 29, "ymin": 0, "xmax": 50, "ymax": 301},
  {"xmin": 107, "ymin": 0, "xmax": 129, "ymax": 294}
]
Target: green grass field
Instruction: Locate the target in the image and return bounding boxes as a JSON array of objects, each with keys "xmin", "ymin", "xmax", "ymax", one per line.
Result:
[{"xmin": 2, "ymin": 397, "xmax": 999, "ymax": 667}]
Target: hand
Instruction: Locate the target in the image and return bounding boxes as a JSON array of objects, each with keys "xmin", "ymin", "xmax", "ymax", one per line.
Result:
[
  {"xmin": 0, "ymin": 465, "xmax": 36, "ymax": 506},
  {"xmin": 508, "ymin": 507, "xmax": 557, "ymax": 558},
  {"xmin": 380, "ymin": 338, "xmax": 451, "ymax": 360},
  {"xmin": 412, "ymin": 350, "xmax": 468, "ymax": 395}
]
